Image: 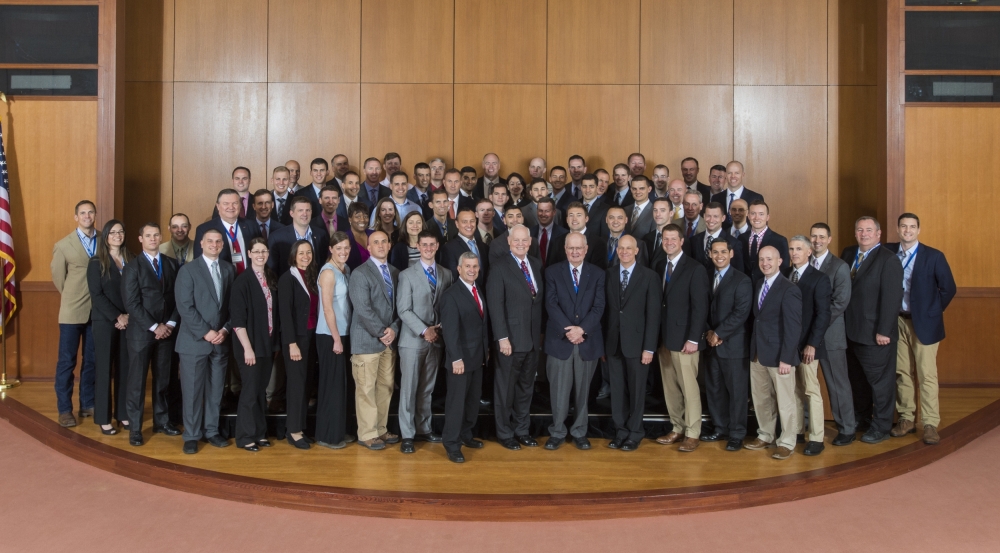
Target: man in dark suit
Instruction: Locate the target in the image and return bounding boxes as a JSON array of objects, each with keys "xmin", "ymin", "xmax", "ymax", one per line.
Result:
[
  {"xmin": 251, "ymin": 189, "xmax": 284, "ymax": 240},
  {"xmin": 626, "ymin": 175, "xmax": 656, "ymax": 240},
  {"xmin": 311, "ymin": 185, "xmax": 350, "ymax": 237},
  {"xmin": 122, "ymin": 222, "xmax": 181, "ymax": 446},
  {"xmin": 487, "ymin": 183, "xmax": 510, "ymax": 236},
  {"xmin": 472, "ymin": 153, "xmax": 506, "ymax": 199},
  {"xmin": 604, "ymin": 235, "xmax": 662, "ymax": 451},
  {"xmin": 725, "ymin": 198, "xmax": 750, "ymax": 239},
  {"xmin": 680, "ymin": 157, "xmax": 713, "ymax": 207},
  {"xmin": 530, "ymin": 198, "xmax": 568, "ymax": 268},
  {"xmin": 711, "ymin": 161, "xmax": 764, "ymax": 225},
  {"xmin": 641, "ymin": 198, "xmax": 674, "ymax": 268},
  {"xmin": 210, "ymin": 167, "xmax": 254, "ymax": 220},
  {"xmin": 652, "ymin": 225, "xmax": 710, "ymax": 453},
  {"xmin": 580, "ymin": 173, "xmax": 610, "ymax": 238},
  {"xmin": 550, "ymin": 166, "xmax": 574, "ymax": 216},
  {"xmin": 605, "ymin": 163, "xmax": 635, "ymax": 208},
  {"xmin": 267, "ymin": 195, "xmax": 328, "ymax": 277},
  {"xmin": 406, "ymin": 162, "xmax": 434, "ymax": 216},
  {"xmin": 360, "ymin": 157, "xmax": 392, "ymax": 209},
  {"xmin": 841, "ymin": 216, "xmax": 904, "ymax": 444},
  {"xmin": 544, "ymin": 233, "xmax": 605, "ymax": 450},
  {"xmin": 293, "ymin": 158, "xmax": 336, "ymax": 218},
  {"xmin": 443, "ymin": 207, "xmax": 490, "ymax": 288},
  {"xmin": 440, "ymin": 252, "xmax": 489, "ymax": 463},
  {"xmin": 443, "ymin": 168, "xmax": 476, "ymax": 220},
  {"xmin": 490, "ymin": 205, "xmax": 539, "ymax": 263},
  {"xmin": 270, "ymin": 166, "xmax": 295, "ymax": 225},
  {"xmin": 547, "ymin": 203, "xmax": 607, "ymax": 270},
  {"xmin": 785, "ymin": 236, "xmax": 832, "ymax": 456},
  {"xmin": 425, "ymin": 188, "xmax": 459, "ymax": 244},
  {"xmin": 487, "ymin": 225, "xmax": 545, "ymax": 450},
  {"xmin": 886, "ymin": 213, "xmax": 956, "ymax": 445},
  {"xmin": 194, "ymin": 189, "xmax": 261, "ymax": 275},
  {"xmin": 336, "ymin": 171, "xmax": 364, "ymax": 221},
  {"xmin": 704, "ymin": 238, "xmax": 753, "ymax": 452},
  {"xmin": 605, "ymin": 206, "xmax": 650, "ymax": 268},
  {"xmin": 739, "ymin": 200, "xmax": 789, "ymax": 281},
  {"xmin": 686, "ymin": 202, "xmax": 745, "ymax": 276},
  {"xmin": 745, "ymin": 246, "xmax": 802, "ymax": 460},
  {"xmin": 174, "ymin": 229, "xmax": 236, "ymax": 454}
]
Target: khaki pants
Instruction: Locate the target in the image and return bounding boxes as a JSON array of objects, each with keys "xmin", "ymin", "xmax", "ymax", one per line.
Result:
[
  {"xmin": 750, "ymin": 360, "xmax": 798, "ymax": 450},
  {"xmin": 352, "ymin": 348, "xmax": 396, "ymax": 442},
  {"xmin": 896, "ymin": 316, "xmax": 940, "ymax": 427},
  {"xmin": 795, "ymin": 360, "xmax": 825, "ymax": 443},
  {"xmin": 658, "ymin": 346, "xmax": 702, "ymax": 438}
]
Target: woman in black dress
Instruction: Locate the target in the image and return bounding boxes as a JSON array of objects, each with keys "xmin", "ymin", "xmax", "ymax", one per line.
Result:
[{"xmin": 277, "ymin": 239, "xmax": 318, "ymax": 449}]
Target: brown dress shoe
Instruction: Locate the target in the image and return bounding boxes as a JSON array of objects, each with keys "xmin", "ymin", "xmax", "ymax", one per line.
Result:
[
  {"xmin": 656, "ymin": 431, "xmax": 682, "ymax": 445},
  {"xmin": 743, "ymin": 437, "xmax": 772, "ymax": 450},
  {"xmin": 923, "ymin": 425, "xmax": 940, "ymax": 445},
  {"xmin": 890, "ymin": 419, "xmax": 916, "ymax": 437},
  {"xmin": 678, "ymin": 437, "xmax": 699, "ymax": 452},
  {"xmin": 772, "ymin": 446, "xmax": 793, "ymax": 460},
  {"xmin": 58, "ymin": 412, "xmax": 77, "ymax": 428},
  {"xmin": 378, "ymin": 432, "xmax": 400, "ymax": 445}
]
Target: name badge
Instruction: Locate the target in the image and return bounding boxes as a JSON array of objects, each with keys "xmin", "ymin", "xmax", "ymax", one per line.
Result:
[{"xmin": 231, "ymin": 253, "xmax": 244, "ymax": 264}]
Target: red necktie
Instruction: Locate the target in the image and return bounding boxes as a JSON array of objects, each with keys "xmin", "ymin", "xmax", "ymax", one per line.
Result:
[
  {"xmin": 687, "ymin": 220, "xmax": 694, "ymax": 237},
  {"xmin": 539, "ymin": 228, "xmax": 548, "ymax": 266},
  {"xmin": 260, "ymin": 222, "xmax": 268, "ymax": 240},
  {"xmin": 449, "ymin": 199, "xmax": 456, "ymax": 220},
  {"xmin": 471, "ymin": 285, "xmax": 483, "ymax": 318},
  {"xmin": 228, "ymin": 224, "xmax": 246, "ymax": 274}
]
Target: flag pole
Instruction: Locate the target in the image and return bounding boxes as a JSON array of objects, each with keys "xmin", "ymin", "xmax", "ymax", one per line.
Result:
[{"xmin": 0, "ymin": 257, "xmax": 17, "ymax": 390}]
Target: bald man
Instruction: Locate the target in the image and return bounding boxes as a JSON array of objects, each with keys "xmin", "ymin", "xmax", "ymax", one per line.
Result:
[
  {"xmin": 473, "ymin": 153, "xmax": 506, "ymax": 199},
  {"xmin": 711, "ymin": 161, "xmax": 764, "ymax": 224},
  {"xmin": 285, "ymin": 160, "xmax": 302, "ymax": 193}
]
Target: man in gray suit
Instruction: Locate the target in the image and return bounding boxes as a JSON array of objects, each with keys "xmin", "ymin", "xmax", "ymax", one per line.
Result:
[
  {"xmin": 396, "ymin": 230, "xmax": 453, "ymax": 454},
  {"xmin": 173, "ymin": 228, "xmax": 235, "ymax": 454},
  {"xmin": 626, "ymin": 175, "xmax": 656, "ymax": 240},
  {"xmin": 348, "ymin": 230, "xmax": 401, "ymax": 450},
  {"xmin": 810, "ymin": 222, "xmax": 856, "ymax": 446}
]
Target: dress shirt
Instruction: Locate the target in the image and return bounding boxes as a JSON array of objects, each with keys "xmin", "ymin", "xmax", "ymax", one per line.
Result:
[
  {"xmin": 568, "ymin": 261, "xmax": 584, "ymax": 286},
  {"xmin": 811, "ymin": 249, "xmax": 829, "ymax": 270},
  {"xmin": 619, "ymin": 261, "xmax": 653, "ymax": 356},
  {"xmin": 273, "ymin": 191, "xmax": 291, "ymax": 217},
  {"xmin": 141, "ymin": 250, "xmax": 176, "ymax": 330},
  {"xmin": 614, "ymin": 187, "xmax": 629, "ymax": 204},
  {"xmin": 308, "ymin": 183, "xmax": 323, "ymax": 199},
  {"xmin": 714, "ymin": 265, "xmax": 730, "ymax": 288},
  {"xmin": 748, "ymin": 226, "xmax": 768, "ymax": 253},
  {"xmin": 379, "ymin": 177, "xmax": 390, "ymax": 188},
  {"xmin": 685, "ymin": 215, "xmax": 701, "ymax": 235},
  {"xmin": 551, "ymin": 188, "xmax": 567, "ymax": 205},
  {"xmin": 363, "ymin": 183, "xmax": 382, "ymax": 204},
  {"xmin": 76, "ymin": 228, "xmax": 97, "ymax": 257},
  {"xmin": 899, "ymin": 241, "xmax": 919, "ymax": 314},
  {"xmin": 459, "ymin": 189, "xmax": 473, "ymax": 199},
  {"xmin": 632, "ymin": 199, "xmax": 650, "ymax": 218},
  {"xmin": 220, "ymin": 218, "xmax": 247, "ymax": 266},
  {"xmin": 704, "ymin": 228, "xmax": 722, "ymax": 251},
  {"xmin": 790, "ymin": 262, "xmax": 808, "ymax": 283},
  {"xmin": 483, "ymin": 176, "xmax": 500, "ymax": 195},
  {"xmin": 757, "ymin": 272, "xmax": 781, "ymax": 306},
  {"xmin": 341, "ymin": 194, "xmax": 357, "ymax": 212},
  {"xmin": 730, "ymin": 222, "xmax": 749, "ymax": 237},
  {"xmin": 292, "ymin": 225, "xmax": 313, "ymax": 242},
  {"xmin": 460, "ymin": 279, "xmax": 482, "ymax": 313},
  {"xmin": 392, "ymin": 198, "xmax": 422, "ymax": 220},
  {"xmin": 725, "ymin": 186, "xmax": 745, "ymax": 211}
]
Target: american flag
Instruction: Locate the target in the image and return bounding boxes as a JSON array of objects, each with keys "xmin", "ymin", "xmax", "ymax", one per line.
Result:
[{"xmin": 0, "ymin": 117, "xmax": 17, "ymax": 334}]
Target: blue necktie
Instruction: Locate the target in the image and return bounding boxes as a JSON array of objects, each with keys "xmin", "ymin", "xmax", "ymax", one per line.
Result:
[
  {"xmin": 380, "ymin": 263, "xmax": 393, "ymax": 301},
  {"xmin": 467, "ymin": 238, "xmax": 480, "ymax": 259},
  {"xmin": 425, "ymin": 265, "xmax": 437, "ymax": 291}
]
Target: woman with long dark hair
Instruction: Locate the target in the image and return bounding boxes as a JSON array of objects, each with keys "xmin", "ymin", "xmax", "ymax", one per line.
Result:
[
  {"xmin": 369, "ymin": 196, "xmax": 401, "ymax": 245},
  {"xmin": 506, "ymin": 172, "xmax": 531, "ymax": 208},
  {"xmin": 278, "ymin": 239, "xmax": 318, "ymax": 449},
  {"xmin": 389, "ymin": 211, "xmax": 425, "ymax": 271},
  {"xmin": 314, "ymin": 232, "xmax": 353, "ymax": 449},
  {"xmin": 346, "ymin": 201, "xmax": 371, "ymax": 270}
]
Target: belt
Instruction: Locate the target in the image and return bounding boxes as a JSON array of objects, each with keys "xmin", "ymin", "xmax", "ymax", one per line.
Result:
[{"xmin": 899, "ymin": 312, "xmax": 912, "ymax": 319}]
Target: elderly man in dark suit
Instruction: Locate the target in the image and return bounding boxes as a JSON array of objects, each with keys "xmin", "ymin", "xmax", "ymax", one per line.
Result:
[
  {"xmin": 547, "ymin": 202, "xmax": 608, "ymax": 270},
  {"xmin": 739, "ymin": 200, "xmax": 789, "ymax": 281},
  {"xmin": 194, "ymin": 189, "xmax": 261, "ymax": 275},
  {"xmin": 745, "ymin": 246, "xmax": 802, "ymax": 460},
  {"xmin": 490, "ymin": 205, "xmax": 539, "ymax": 264},
  {"xmin": 173, "ymin": 228, "xmax": 236, "ymax": 454}
]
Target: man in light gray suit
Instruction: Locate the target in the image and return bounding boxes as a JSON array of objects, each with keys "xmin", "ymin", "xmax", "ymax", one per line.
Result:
[
  {"xmin": 348, "ymin": 230, "xmax": 401, "ymax": 450},
  {"xmin": 810, "ymin": 223, "xmax": 856, "ymax": 445},
  {"xmin": 626, "ymin": 175, "xmax": 657, "ymax": 240},
  {"xmin": 173, "ymin": 228, "xmax": 235, "ymax": 454},
  {"xmin": 396, "ymin": 230, "xmax": 453, "ymax": 454}
]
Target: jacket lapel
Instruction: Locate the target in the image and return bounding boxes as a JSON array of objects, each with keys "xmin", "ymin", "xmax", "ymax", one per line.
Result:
[
  {"xmin": 290, "ymin": 266, "xmax": 311, "ymax": 296},
  {"xmin": 195, "ymin": 259, "xmax": 221, "ymax": 306}
]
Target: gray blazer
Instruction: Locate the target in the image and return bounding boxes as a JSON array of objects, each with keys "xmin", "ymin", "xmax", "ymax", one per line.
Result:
[
  {"xmin": 397, "ymin": 262, "xmax": 453, "ymax": 348},
  {"xmin": 173, "ymin": 256, "xmax": 235, "ymax": 356},
  {"xmin": 627, "ymin": 202, "xmax": 656, "ymax": 240},
  {"xmin": 815, "ymin": 253, "xmax": 851, "ymax": 351},
  {"xmin": 348, "ymin": 258, "xmax": 401, "ymax": 354}
]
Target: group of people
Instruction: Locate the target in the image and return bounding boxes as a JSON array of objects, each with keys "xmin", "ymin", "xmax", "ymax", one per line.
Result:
[{"xmin": 50, "ymin": 151, "xmax": 957, "ymax": 463}]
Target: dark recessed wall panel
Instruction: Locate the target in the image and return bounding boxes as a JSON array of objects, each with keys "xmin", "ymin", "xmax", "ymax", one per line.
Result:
[
  {"xmin": 0, "ymin": 6, "xmax": 99, "ymax": 64},
  {"xmin": 906, "ymin": 12, "xmax": 1000, "ymax": 70}
]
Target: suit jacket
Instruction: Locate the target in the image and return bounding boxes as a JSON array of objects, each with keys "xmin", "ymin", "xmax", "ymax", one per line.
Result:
[
  {"xmin": 442, "ymin": 234, "xmax": 490, "ymax": 288},
  {"xmin": 193, "ymin": 217, "xmax": 261, "ymax": 265},
  {"xmin": 604, "ymin": 263, "xmax": 662, "ymax": 357},
  {"xmin": 530, "ymin": 224, "xmax": 569, "ymax": 266},
  {"xmin": 405, "ymin": 186, "xmax": 434, "ymax": 210},
  {"xmin": 553, "ymin": 189, "xmax": 575, "ymax": 215},
  {"xmin": 544, "ymin": 261, "xmax": 606, "ymax": 361},
  {"xmin": 583, "ymin": 201, "xmax": 610, "ymax": 238},
  {"xmin": 680, "ymin": 217, "xmax": 707, "ymax": 239},
  {"xmin": 358, "ymin": 183, "xmax": 392, "ymax": 211},
  {"xmin": 277, "ymin": 268, "xmax": 312, "ymax": 344},
  {"xmin": 472, "ymin": 176, "xmax": 507, "ymax": 200},
  {"xmin": 694, "ymin": 182, "xmax": 712, "ymax": 208},
  {"xmin": 685, "ymin": 230, "xmax": 746, "ymax": 278},
  {"xmin": 785, "ymin": 265, "xmax": 832, "ymax": 361},
  {"xmin": 87, "ymin": 257, "xmax": 127, "ymax": 323},
  {"xmin": 271, "ymin": 192, "xmax": 295, "ymax": 225},
  {"xmin": 173, "ymin": 256, "xmax": 235, "ymax": 356},
  {"xmin": 122, "ymin": 253, "xmax": 180, "ymax": 345},
  {"xmin": 489, "ymin": 231, "xmax": 540, "ymax": 265},
  {"xmin": 655, "ymin": 254, "xmax": 710, "ymax": 351},
  {"xmin": 159, "ymin": 240, "xmax": 195, "ymax": 266},
  {"xmin": 520, "ymin": 201, "xmax": 563, "ymax": 230},
  {"xmin": 605, "ymin": 233, "xmax": 650, "ymax": 268},
  {"xmin": 711, "ymin": 187, "xmax": 765, "ymax": 224},
  {"xmin": 52, "ymin": 231, "xmax": 99, "ymax": 324},
  {"xmin": 708, "ymin": 267, "xmax": 752, "ymax": 359},
  {"xmin": 310, "ymin": 213, "xmax": 350, "ymax": 237},
  {"xmin": 841, "ymin": 245, "xmax": 904, "ymax": 345},
  {"xmin": 397, "ymin": 262, "xmax": 453, "ymax": 349},
  {"xmin": 739, "ymin": 228, "xmax": 790, "ymax": 281},
  {"xmin": 229, "ymin": 268, "xmax": 278, "ymax": 358},
  {"xmin": 348, "ymin": 258, "xmax": 401, "ymax": 354},
  {"xmin": 814, "ymin": 252, "xmax": 852, "ymax": 351},
  {"xmin": 547, "ymin": 232, "xmax": 608, "ymax": 270},
  {"xmin": 266, "ymin": 223, "xmax": 329, "ymax": 278},
  {"xmin": 440, "ymin": 281, "xmax": 489, "ymax": 370},
  {"xmin": 292, "ymin": 184, "xmax": 324, "ymax": 219},
  {"xmin": 885, "ymin": 242, "xmax": 956, "ymax": 345},
  {"xmin": 424, "ymin": 216, "xmax": 459, "ymax": 244},
  {"xmin": 605, "ymin": 187, "xmax": 635, "ymax": 208},
  {"xmin": 486, "ymin": 254, "xmax": 545, "ymax": 352},
  {"xmin": 750, "ymin": 275, "xmax": 802, "ymax": 367},
  {"xmin": 626, "ymin": 202, "xmax": 657, "ymax": 240},
  {"xmin": 492, "ymin": 210, "xmax": 509, "ymax": 236}
]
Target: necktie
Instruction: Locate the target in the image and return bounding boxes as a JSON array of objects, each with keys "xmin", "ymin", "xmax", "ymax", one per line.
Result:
[
  {"xmin": 228, "ymin": 225, "xmax": 245, "ymax": 274},
  {"xmin": 260, "ymin": 222, "xmax": 268, "ymax": 240},
  {"xmin": 539, "ymin": 228, "xmax": 548, "ymax": 266},
  {"xmin": 714, "ymin": 271, "xmax": 721, "ymax": 292},
  {"xmin": 211, "ymin": 260, "xmax": 223, "ymax": 302},
  {"xmin": 276, "ymin": 198, "xmax": 285, "ymax": 219},
  {"xmin": 467, "ymin": 238, "xmax": 480, "ymax": 259},
  {"xmin": 499, "ymin": 211, "xmax": 505, "ymax": 223},
  {"xmin": 620, "ymin": 269, "xmax": 629, "ymax": 305},
  {"xmin": 572, "ymin": 267, "xmax": 579, "ymax": 294},
  {"xmin": 380, "ymin": 263, "xmax": 393, "ymax": 301},
  {"xmin": 729, "ymin": 192, "xmax": 735, "ymax": 210},
  {"xmin": 813, "ymin": 258, "xmax": 821, "ymax": 270},
  {"xmin": 608, "ymin": 236, "xmax": 618, "ymax": 263},
  {"xmin": 673, "ymin": 207, "xmax": 683, "ymax": 221},
  {"xmin": 705, "ymin": 234, "xmax": 713, "ymax": 258},
  {"xmin": 750, "ymin": 233, "xmax": 759, "ymax": 259},
  {"xmin": 665, "ymin": 260, "xmax": 673, "ymax": 288},
  {"xmin": 758, "ymin": 278, "xmax": 771, "ymax": 310},
  {"xmin": 420, "ymin": 192, "xmax": 427, "ymax": 205},
  {"xmin": 584, "ymin": 202, "xmax": 590, "ymax": 214},
  {"xmin": 482, "ymin": 232, "xmax": 492, "ymax": 245},
  {"xmin": 327, "ymin": 216, "xmax": 335, "ymax": 237},
  {"xmin": 687, "ymin": 220, "xmax": 694, "ymax": 237},
  {"xmin": 240, "ymin": 195, "xmax": 247, "ymax": 218},
  {"xmin": 369, "ymin": 187, "xmax": 378, "ymax": 206},
  {"xmin": 152, "ymin": 256, "xmax": 161, "ymax": 281},
  {"xmin": 617, "ymin": 191, "xmax": 624, "ymax": 205},
  {"xmin": 471, "ymin": 285, "xmax": 483, "ymax": 318},
  {"xmin": 520, "ymin": 259, "xmax": 536, "ymax": 296},
  {"xmin": 654, "ymin": 231, "xmax": 662, "ymax": 252},
  {"xmin": 632, "ymin": 205, "xmax": 640, "ymax": 225},
  {"xmin": 792, "ymin": 269, "xmax": 800, "ymax": 284},
  {"xmin": 851, "ymin": 249, "xmax": 867, "ymax": 279},
  {"xmin": 449, "ymin": 199, "xmax": 456, "ymax": 220},
  {"xmin": 426, "ymin": 265, "xmax": 437, "ymax": 291}
]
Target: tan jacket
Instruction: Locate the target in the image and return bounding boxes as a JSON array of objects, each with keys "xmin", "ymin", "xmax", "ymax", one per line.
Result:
[
  {"xmin": 51, "ymin": 230, "xmax": 99, "ymax": 324},
  {"xmin": 159, "ymin": 240, "xmax": 195, "ymax": 265}
]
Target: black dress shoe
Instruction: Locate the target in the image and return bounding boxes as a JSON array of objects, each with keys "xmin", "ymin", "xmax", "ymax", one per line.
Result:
[
  {"xmin": 243, "ymin": 443, "xmax": 259, "ymax": 452},
  {"xmin": 831, "ymin": 432, "xmax": 856, "ymax": 446},
  {"xmin": 517, "ymin": 435, "xmax": 539, "ymax": 447},
  {"xmin": 447, "ymin": 450, "xmax": 465, "ymax": 463},
  {"xmin": 607, "ymin": 437, "xmax": 624, "ymax": 449},
  {"xmin": 499, "ymin": 437, "xmax": 522, "ymax": 450},
  {"xmin": 287, "ymin": 435, "xmax": 311, "ymax": 450},
  {"xmin": 400, "ymin": 439, "xmax": 415, "ymax": 454},
  {"xmin": 861, "ymin": 429, "xmax": 889, "ymax": 444},
  {"xmin": 257, "ymin": 439, "xmax": 272, "ymax": 448},
  {"xmin": 725, "ymin": 438, "xmax": 742, "ymax": 451},
  {"xmin": 620, "ymin": 439, "xmax": 639, "ymax": 451},
  {"xmin": 183, "ymin": 440, "xmax": 198, "ymax": 454},
  {"xmin": 462, "ymin": 438, "xmax": 484, "ymax": 449},
  {"xmin": 207, "ymin": 434, "xmax": 230, "ymax": 448},
  {"xmin": 153, "ymin": 423, "xmax": 181, "ymax": 436},
  {"xmin": 479, "ymin": 399, "xmax": 492, "ymax": 409},
  {"xmin": 129, "ymin": 431, "xmax": 144, "ymax": 447},
  {"xmin": 415, "ymin": 433, "xmax": 443, "ymax": 443},
  {"xmin": 573, "ymin": 436, "xmax": 591, "ymax": 450},
  {"xmin": 544, "ymin": 437, "xmax": 564, "ymax": 450},
  {"xmin": 700, "ymin": 431, "xmax": 727, "ymax": 442},
  {"xmin": 804, "ymin": 441, "xmax": 825, "ymax": 456},
  {"xmin": 796, "ymin": 434, "xmax": 806, "ymax": 444}
]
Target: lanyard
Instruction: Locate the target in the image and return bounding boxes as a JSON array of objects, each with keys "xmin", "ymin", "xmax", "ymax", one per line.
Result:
[
  {"xmin": 854, "ymin": 244, "xmax": 879, "ymax": 271},
  {"xmin": 226, "ymin": 224, "xmax": 238, "ymax": 242},
  {"xmin": 901, "ymin": 244, "xmax": 917, "ymax": 271},
  {"xmin": 77, "ymin": 230, "xmax": 96, "ymax": 257}
]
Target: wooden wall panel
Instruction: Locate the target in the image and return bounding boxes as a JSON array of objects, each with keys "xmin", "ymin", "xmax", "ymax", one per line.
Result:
[
  {"xmin": 734, "ymin": 86, "xmax": 828, "ymax": 239},
  {"xmin": 10, "ymin": 288, "xmax": 62, "ymax": 380},
  {"xmin": 548, "ymin": 0, "xmax": 640, "ymax": 84},
  {"xmin": 828, "ymin": 85, "xmax": 878, "ymax": 254},
  {"xmin": 905, "ymin": 108, "xmax": 1000, "ymax": 288},
  {"xmin": 172, "ymin": 83, "xmax": 268, "ymax": 225},
  {"xmin": 454, "ymin": 0, "xmax": 546, "ymax": 84},
  {"xmin": 547, "ymin": 85, "xmax": 639, "ymax": 172},
  {"xmin": 639, "ymin": 85, "xmax": 734, "ymax": 179},
  {"xmin": 640, "ymin": 0, "xmax": 734, "ymax": 85},
  {"xmin": 174, "ymin": 0, "xmax": 268, "ymax": 82},
  {"xmin": 267, "ymin": 0, "xmax": 361, "ymax": 83},
  {"xmin": 0, "ymin": 100, "xmax": 98, "ymax": 282},
  {"xmin": 828, "ymin": 0, "xmax": 877, "ymax": 86},
  {"xmin": 937, "ymin": 296, "xmax": 1000, "ymax": 385},
  {"xmin": 734, "ymin": 0, "xmax": 828, "ymax": 86},
  {"xmin": 267, "ymin": 83, "xmax": 361, "ymax": 178},
  {"xmin": 360, "ymin": 84, "xmax": 454, "ymax": 167},
  {"xmin": 123, "ymin": 0, "xmax": 174, "ymax": 82},
  {"xmin": 123, "ymin": 82, "xmax": 173, "ymax": 240},
  {"xmin": 361, "ymin": 0, "xmax": 454, "ymax": 83},
  {"xmin": 453, "ymin": 85, "xmax": 546, "ymax": 177}
]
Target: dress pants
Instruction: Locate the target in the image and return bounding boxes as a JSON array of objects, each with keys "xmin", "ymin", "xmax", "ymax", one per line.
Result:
[
  {"xmin": 658, "ymin": 346, "xmax": 702, "ymax": 438},
  {"xmin": 896, "ymin": 316, "xmax": 941, "ymax": 427},
  {"xmin": 607, "ymin": 346, "xmax": 649, "ymax": 442},
  {"xmin": 125, "ymin": 336, "xmax": 174, "ymax": 429},
  {"xmin": 315, "ymin": 334, "xmax": 350, "ymax": 445},
  {"xmin": 92, "ymin": 320, "xmax": 129, "ymax": 426},
  {"xmin": 235, "ymin": 355, "xmax": 272, "ymax": 447},
  {"xmin": 55, "ymin": 322, "xmax": 96, "ymax": 415},
  {"xmin": 819, "ymin": 349, "xmax": 856, "ymax": 435},
  {"xmin": 284, "ymin": 333, "xmax": 314, "ymax": 434},
  {"xmin": 398, "ymin": 341, "xmax": 441, "ymax": 439},
  {"xmin": 795, "ymin": 359, "xmax": 825, "ymax": 443},
  {"xmin": 493, "ymin": 349, "xmax": 538, "ymax": 440},
  {"xmin": 443, "ymin": 368, "xmax": 482, "ymax": 454},
  {"xmin": 706, "ymin": 352, "xmax": 749, "ymax": 440},
  {"xmin": 351, "ymin": 347, "xmax": 396, "ymax": 442},
  {"xmin": 750, "ymin": 360, "xmax": 798, "ymax": 450},
  {"xmin": 266, "ymin": 352, "xmax": 286, "ymax": 404},
  {"xmin": 847, "ymin": 339, "xmax": 897, "ymax": 434},
  {"xmin": 546, "ymin": 345, "xmax": 597, "ymax": 440},
  {"xmin": 178, "ymin": 349, "xmax": 228, "ymax": 442}
]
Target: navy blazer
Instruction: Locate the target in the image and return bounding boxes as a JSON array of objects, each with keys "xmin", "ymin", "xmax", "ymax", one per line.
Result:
[
  {"xmin": 885, "ymin": 242, "xmax": 956, "ymax": 344},
  {"xmin": 654, "ymin": 254, "xmax": 710, "ymax": 351},
  {"xmin": 750, "ymin": 275, "xmax": 802, "ymax": 367},
  {"xmin": 266, "ymin": 222, "xmax": 329, "ymax": 278},
  {"xmin": 784, "ymin": 265, "xmax": 832, "ymax": 361},
  {"xmin": 685, "ymin": 230, "xmax": 746, "ymax": 277},
  {"xmin": 193, "ymin": 217, "xmax": 261, "ymax": 264},
  {"xmin": 711, "ymin": 187, "xmax": 765, "ymax": 224},
  {"xmin": 544, "ymin": 261, "xmax": 606, "ymax": 361},
  {"xmin": 530, "ymin": 224, "xmax": 569, "ymax": 266},
  {"xmin": 739, "ymin": 227, "xmax": 789, "ymax": 281}
]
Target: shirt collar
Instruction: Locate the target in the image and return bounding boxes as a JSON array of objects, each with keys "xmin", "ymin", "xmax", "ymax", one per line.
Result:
[
  {"xmin": 620, "ymin": 261, "xmax": 636, "ymax": 273},
  {"xmin": 143, "ymin": 251, "xmax": 160, "ymax": 264},
  {"xmin": 716, "ymin": 265, "xmax": 730, "ymax": 279},
  {"xmin": 729, "ymin": 185, "xmax": 745, "ymax": 197},
  {"xmin": 569, "ymin": 261, "xmax": 583, "ymax": 272},
  {"xmin": 294, "ymin": 226, "xmax": 312, "ymax": 241},
  {"xmin": 420, "ymin": 259, "xmax": 436, "ymax": 272},
  {"xmin": 751, "ymin": 226, "xmax": 768, "ymax": 239},
  {"xmin": 812, "ymin": 250, "xmax": 829, "ymax": 266},
  {"xmin": 900, "ymin": 241, "xmax": 920, "ymax": 255}
]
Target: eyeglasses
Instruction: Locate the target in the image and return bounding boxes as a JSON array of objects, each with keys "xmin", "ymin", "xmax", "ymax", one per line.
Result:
[
  {"xmin": 107, "ymin": 230, "xmax": 125, "ymax": 236},
  {"xmin": 249, "ymin": 250, "xmax": 269, "ymax": 255}
]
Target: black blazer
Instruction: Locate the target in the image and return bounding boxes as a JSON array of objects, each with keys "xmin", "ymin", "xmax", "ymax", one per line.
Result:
[
  {"xmin": 267, "ymin": 222, "xmax": 330, "ymax": 278},
  {"xmin": 695, "ymin": 182, "xmax": 712, "ymax": 208},
  {"xmin": 654, "ymin": 254, "xmax": 710, "ymax": 351},
  {"xmin": 604, "ymin": 263, "xmax": 661, "ymax": 357},
  {"xmin": 293, "ymin": 184, "xmax": 324, "ymax": 219},
  {"xmin": 546, "ymin": 232, "xmax": 608, "ymax": 270},
  {"xmin": 739, "ymin": 228, "xmax": 789, "ymax": 281},
  {"xmin": 440, "ymin": 281, "xmax": 489, "ymax": 370},
  {"xmin": 530, "ymin": 224, "xmax": 568, "ymax": 266},
  {"xmin": 310, "ymin": 213, "xmax": 350, "ymax": 235},
  {"xmin": 87, "ymin": 257, "xmax": 127, "ymax": 322},
  {"xmin": 389, "ymin": 241, "xmax": 417, "ymax": 272},
  {"xmin": 583, "ymin": 201, "xmax": 610, "ymax": 239},
  {"xmin": 544, "ymin": 261, "xmax": 606, "ymax": 362},
  {"xmin": 425, "ymin": 217, "xmax": 459, "ymax": 244},
  {"xmin": 841, "ymin": 245, "xmax": 904, "ymax": 345},
  {"xmin": 784, "ymin": 265, "xmax": 832, "ymax": 361},
  {"xmin": 121, "ymin": 253, "xmax": 180, "ymax": 344},
  {"xmin": 711, "ymin": 187, "xmax": 765, "ymax": 224},
  {"xmin": 685, "ymin": 230, "xmax": 746, "ymax": 277},
  {"xmin": 605, "ymin": 187, "xmax": 635, "ymax": 209},
  {"xmin": 277, "ymin": 269, "xmax": 314, "ymax": 345},
  {"xmin": 472, "ymin": 176, "xmax": 507, "ymax": 200},
  {"xmin": 708, "ymin": 267, "xmax": 752, "ymax": 359},
  {"xmin": 750, "ymin": 275, "xmax": 802, "ymax": 367},
  {"xmin": 486, "ymin": 254, "xmax": 544, "ymax": 353},
  {"xmin": 271, "ymin": 192, "xmax": 294, "ymax": 226},
  {"xmin": 229, "ymin": 268, "xmax": 279, "ymax": 358},
  {"xmin": 885, "ymin": 242, "xmax": 956, "ymax": 345},
  {"xmin": 358, "ymin": 183, "xmax": 392, "ymax": 211},
  {"xmin": 193, "ymin": 217, "xmax": 262, "ymax": 263},
  {"xmin": 442, "ymin": 234, "xmax": 491, "ymax": 288}
]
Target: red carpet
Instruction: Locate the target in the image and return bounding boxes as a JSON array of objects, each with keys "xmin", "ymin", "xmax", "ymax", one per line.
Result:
[{"xmin": 1, "ymin": 417, "xmax": 998, "ymax": 553}]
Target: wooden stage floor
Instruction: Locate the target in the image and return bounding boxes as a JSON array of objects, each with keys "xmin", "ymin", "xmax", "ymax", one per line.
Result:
[{"xmin": 2, "ymin": 382, "xmax": 999, "ymax": 520}]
